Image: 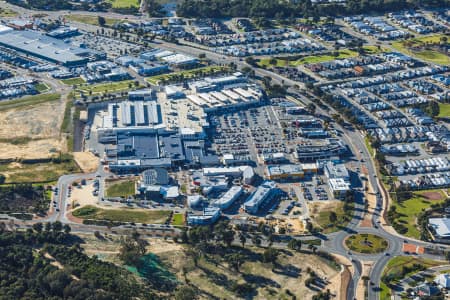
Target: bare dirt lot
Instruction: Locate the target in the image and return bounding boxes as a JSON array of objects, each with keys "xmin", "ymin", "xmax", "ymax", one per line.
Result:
[
  {"xmin": 73, "ymin": 152, "xmax": 99, "ymax": 173},
  {"xmin": 421, "ymin": 191, "xmax": 443, "ymax": 200},
  {"xmin": 0, "ymin": 100, "xmax": 65, "ymax": 159}
]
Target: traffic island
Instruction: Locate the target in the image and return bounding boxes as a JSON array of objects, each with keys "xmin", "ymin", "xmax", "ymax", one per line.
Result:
[{"xmin": 345, "ymin": 233, "xmax": 388, "ymax": 254}]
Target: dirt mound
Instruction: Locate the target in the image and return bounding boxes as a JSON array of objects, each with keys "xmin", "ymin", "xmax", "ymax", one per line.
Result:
[{"xmin": 422, "ymin": 191, "xmax": 442, "ymax": 200}]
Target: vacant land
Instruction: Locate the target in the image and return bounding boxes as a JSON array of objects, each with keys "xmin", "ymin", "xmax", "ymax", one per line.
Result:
[
  {"xmin": 392, "ymin": 189, "xmax": 446, "ymax": 239},
  {"xmin": 158, "ymin": 245, "xmax": 341, "ymax": 299},
  {"xmin": 146, "ymin": 66, "xmax": 228, "ymax": 85},
  {"xmin": 380, "ymin": 256, "xmax": 444, "ymax": 299},
  {"xmin": 310, "ymin": 200, "xmax": 354, "ymax": 233},
  {"xmin": 0, "ymin": 184, "xmax": 50, "ymax": 215},
  {"xmin": 438, "ymin": 103, "xmax": 450, "ymax": 118},
  {"xmin": 0, "ymin": 159, "xmax": 80, "ymax": 183},
  {"xmin": 73, "ymin": 152, "xmax": 99, "ymax": 173},
  {"xmin": 75, "ymin": 80, "xmax": 142, "ymax": 97},
  {"xmin": 66, "ymin": 14, "xmax": 122, "ymax": 27},
  {"xmin": 105, "ymin": 180, "xmax": 136, "ymax": 198},
  {"xmin": 108, "ymin": 0, "xmax": 140, "ymax": 8},
  {"xmin": 61, "ymin": 77, "xmax": 86, "ymax": 85},
  {"xmin": 257, "ymin": 46, "xmax": 386, "ymax": 67},
  {"xmin": 392, "ymin": 34, "xmax": 449, "ymax": 65},
  {"xmin": 0, "ymin": 93, "xmax": 60, "ymax": 112},
  {"xmin": 72, "ymin": 205, "xmax": 171, "ymax": 223},
  {"xmin": 0, "ymin": 7, "xmax": 17, "ymax": 17},
  {"xmin": 0, "ymin": 94, "xmax": 67, "ymax": 159}
]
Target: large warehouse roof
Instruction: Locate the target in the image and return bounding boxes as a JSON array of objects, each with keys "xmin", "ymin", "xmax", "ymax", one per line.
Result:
[{"xmin": 0, "ymin": 29, "xmax": 91, "ymax": 65}]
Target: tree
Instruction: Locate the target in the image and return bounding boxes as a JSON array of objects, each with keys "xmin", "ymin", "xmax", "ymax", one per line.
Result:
[
  {"xmin": 225, "ymin": 253, "xmax": 245, "ymax": 272},
  {"xmin": 186, "ymin": 248, "xmax": 200, "ymax": 267},
  {"xmin": 0, "ymin": 174, "xmax": 5, "ymax": 184},
  {"xmin": 32, "ymin": 222, "xmax": 43, "ymax": 233},
  {"xmin": 52, "ymin": 221, "xmax": 63, "ymax": 232},
  {"xmin": 98, "ymin": 16, "xmax": 106, "ymax": 27},
  {"xmin": 174, "ymin": 285, "xmax": 198, "ymax": 300},
  {"xmin": 445, "ymin": 251, "xmax": 450, "ymax": 262},
  {"xmin": 239, "ymin": 232, "xmax": 246, "ymax": 248},
  {"xmin": 63, "ymin": 224, "xmax": 71, "ymax": 234},
  {"xmin": 262, "ymin": 247, "xmax": 279, "ymax": 265},
  {"xmin": 251, "ymin": 234, "xmax": 262, "ymax": 247},
  {"xmin": 287, "ymin": 239, "xmax": 302, "ymax": 251},
  {"xmin": 329, "ymin": 211, "xmax": 337, "ymax": 224}
]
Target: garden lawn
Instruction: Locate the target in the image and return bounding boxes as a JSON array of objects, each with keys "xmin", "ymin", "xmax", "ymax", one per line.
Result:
[
  {"xmin": 72, "ymin": 205, "xmax": 171, "ymax": 224},
  {"xmin": 393, "ymin": 189, "xmax": 446, "ymax": 239}
]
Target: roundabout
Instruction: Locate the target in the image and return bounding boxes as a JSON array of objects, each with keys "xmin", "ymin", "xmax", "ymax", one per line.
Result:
[{"xmin": 345, "ymin": 233, "xmax": 389, "ymax": 254}]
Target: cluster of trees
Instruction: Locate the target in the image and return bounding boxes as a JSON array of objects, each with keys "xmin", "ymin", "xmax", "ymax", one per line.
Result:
[
  {"xmin": 176, "ymin": 0, "xmax": 447, "ymax": 19},
  {"xmin": 0, "ymin": 224, "xmax": 160, "ymax": 299},
  {"xmin": 0, "ymin": 184, "xmax": 51, "ymax": 215}
]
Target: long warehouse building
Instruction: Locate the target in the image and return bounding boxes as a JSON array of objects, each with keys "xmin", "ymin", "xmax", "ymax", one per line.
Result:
[{"xmin": 0, "ymin": 26, "xmax": 99, "ymax": 66}]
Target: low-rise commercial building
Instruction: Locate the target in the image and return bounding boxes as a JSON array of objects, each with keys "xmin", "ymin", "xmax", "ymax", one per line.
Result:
[
  {"xmin": 243, "ymin": 181, "xmax": 277, "ymax": 214},
  {"xmin": 187, "ymin": 207, "xmax": 221, "ymax": 225}
]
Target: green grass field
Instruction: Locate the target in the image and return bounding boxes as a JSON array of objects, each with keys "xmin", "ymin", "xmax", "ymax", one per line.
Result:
[
  {"xmin": 105, "ymin": 180, "xmax": 136, "ymax": 198},
  {"xmin": 392, "ymin": 34, "xmax": 449, "ymax": 65},
  {"xmin": 257, "ymin": 46, "xmax": 387, "ymax": 67},
  {"xmin": 438, "ymin": 103, "xmax": 450, "ymax": 118},
  {"xmin": 0, "ymin": 93, "xmax": 60, "ymax": 112},
  {"xmin": 0, "ymin": 8, "xmax": 17, "ymax": 17},
  {"xmin": 34, "ymin": 83, "xmax": 50, "ymax": 93},
  {"xmin": 393, "ymin": 189, "xmax": 446, "ymax": 239},
  {"xmin": 61, "ymin": 77, "xmax": 86, "ymax": 86},
  {"xmin": 171, "ymin": 213, "xmax": 185, "ymax": 226},
  {"xmin": 72, "ymin": 205, "xmax": 171, "ymax": 224},
  {"xmin": 75, "ymin": 80, "xmax": 142, "ymax": 97},
  {"xmin": 108, "ymin": 0, "xmax": 140, "ymax": 8},
  {"xmin": 345, "ymin": 234, "xmax": 388, "ymax": 254},
  {"xmin": 380, "ymin": 256, "xmax": 444, "ymax": 299},
  {"xmin": 66, "ymin": 15, "xmax": 122, "ymax": 27},
  {"xmin": 146, "ymin": 66, "xmax": 228, "ymax": 85}
]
